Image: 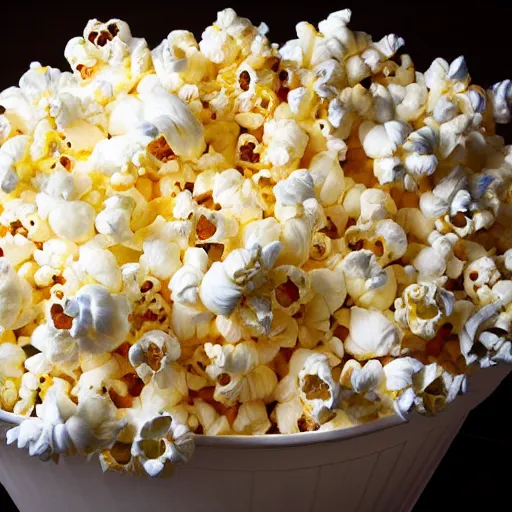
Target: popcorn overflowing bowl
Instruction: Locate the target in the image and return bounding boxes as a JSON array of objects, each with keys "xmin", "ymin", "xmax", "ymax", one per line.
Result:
[{"xmin": 1, "ymin": 8, "xmax": 511, "ymax": 512}]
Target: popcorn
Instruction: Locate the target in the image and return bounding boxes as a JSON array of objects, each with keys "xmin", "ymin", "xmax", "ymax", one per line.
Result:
[
  {"xmin": 205, "ymin": 341, "xmax": 277, "ymax": 406},
  {"xmin": 13, "ymin": 372, "xmax": 40, "ymax": 417},
  {"xmin": 129, "ymin": 414, "xmax": 193, "ymax": 477},
  {"xmin": 392, "ymin": 362, "xmax": 467, "ymax": 417},
  {"xmin": 200, "ymin": 240, "xmax": 281, "ymax": 316},
  {"xmin": 0, "ymin": 233, "xmax": 36, "ymax": 267},
  {"xmin": 137, "ymin": 76, "xmax": 206, "ymax": 159},
  {"xmin": 298, "ymin": 353, "xmax": 340, "ymax": 424},
  {"xmin": 342, "ymin": 250, "xmax": 397, "ymax": 310},
  {"xmin": 47, "ymin": 199, "xmax": 96, "ymax": 243},
  {"xmin": 64, "ymin": 284, "xmax": 130, "ymax": 354},
  {"xmin": 192, "ymin": 398, "xmax": 231, "ymax": 436},
  {"xmin": 262, "ymin": 119, "xmax": 309, "ymax": 172},
  {"xmin": 30, "ymin": 322, "xmax": 79, "ymax": 370},
  {"xmin": 233, "ymin": 400, "xmax": 271, "ymax": 435},
  {"xmin": 488, "ymin": 79, "xmax": 511, "ymax": 124},
  {"xmin": 129, "ymin": 330, "xmax": 181, "ymax": 388},
  {"xmin": 308, "ymin": 151, "xmax": 345, "ymax": 206},
  {"xmin": 7, "ymin": 383, "xmax": 126, "ymax": 459},
  {"xmin": 140, "ymin": 238, "xmax": 181, "ymax": 280},
  {"xmin": 394, "ymin": 283, "xmax": 455, "ymax": 340},
  {"xmin": 1, "ymin": 8, "xmax": 511, "ymax": 475},
  {"xmin": 345, "ymin": 219, "xmax": 408, "ymax": 267},
  {"xmin": 463, "ymin": 257, "xmax": 501, "ymax": 304},
  {"xmin": 152, "ymin": 31, "xmax": 207, "ymax": 93},
  {"xmin": 0, "ymin": 343, "xmax": 26, "ymax": 384},
  {"xmin": 79, "ymin": 245, "xmax": 122, "ymax": 292},
  {"xmin": 349, "ymin": 359, "xmax": 384, "ymax": 396},
  {"xmin": 95, "ymin": 196, "xmax": 136, "ymax": 245},
  {"xmin": 0, "ymin": 258, "xmax": 35, "ymax": 331},
  {"xmin": 345, "ymin": 307, "xmax": 401, "ymax": 360},
  {"xmin": 0, "ymin": 135, "xmax": 29, "ymax": 193}
]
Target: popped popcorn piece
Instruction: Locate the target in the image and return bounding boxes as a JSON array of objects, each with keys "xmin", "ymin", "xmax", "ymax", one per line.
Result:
[
  {"xmin": 394, "ymin": 283, "xmax": 455, "ymax": 340},
  {"xmin": 200, "ymin": 241, "xmax": 281, "ymax": 316},
  {"xmin": 129, "ymin": 330, "xmax": 181, "ymax": 388},
  {"xmin": 128, "ymin": 414, "xmax": 193, "ymax": 477},
  {"xmin": 262, "ymin": 119, "xmax": 309, "ymax": 171},
  {"xmin": 95, "ymin": 196, "xmax": 136, "ymax": 245},
  {"xmin": 64, "ymin": 284, "xmax": 130, "ymax": 354},
  {"xmin": 0, "ymin": 135, "xmax": 29, "ymax": 193},
  {"xmin": 233, "ymin": 400, "xmax": 271, "ymax": 435},
  {"xmin": 345, "ymin": 307, "xmax": 400, "ymax": 360},
  {"xmin": 7, "ymin": 383, "xmax": 126, "ymax": 459},
  {"xmin": 298, "ymin": 353, "xmax": 340, "ymax": 424},
  {"xmin": 0, "ymin": 258, "xmax": 35, "ymax": 331},
  {"xmin": 342, "ymin": 250, "xmax": 397, "ymax": 310}
]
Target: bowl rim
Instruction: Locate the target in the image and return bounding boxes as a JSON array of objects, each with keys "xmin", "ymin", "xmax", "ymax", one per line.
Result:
[
  {"xmin": 194, "ymin": 414, "xmax": 405, "ymax": 448},
  {"xmin": 0, "ymin": 408, "xmax": 405, "ymax": 449}
]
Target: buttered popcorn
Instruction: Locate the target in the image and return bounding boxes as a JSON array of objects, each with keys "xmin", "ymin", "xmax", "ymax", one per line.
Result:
[{"xmin": 0, "ymin": 8, "xmax": 512, "ymax": 477}]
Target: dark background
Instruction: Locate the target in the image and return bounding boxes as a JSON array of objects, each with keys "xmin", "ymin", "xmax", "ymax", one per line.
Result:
[{"xmin": 1, "ymin": 2, "xmax": 511, "ymax": 510}]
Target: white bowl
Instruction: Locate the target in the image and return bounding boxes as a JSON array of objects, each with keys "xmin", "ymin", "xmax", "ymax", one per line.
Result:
[{"xmin": 0, "ymin": 364, "xmax": 509, "ymax": 512}]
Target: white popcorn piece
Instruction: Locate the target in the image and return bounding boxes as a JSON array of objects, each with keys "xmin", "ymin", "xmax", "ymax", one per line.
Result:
[
  {"xmin": 95, "ymin": 196, "xmax": 135, "ymax": 245},
  {"xmin": 212, "ymin": 169, "xmax": 266, "ymax": 222},
  {"xmin": 199, "ymin": 9, "xmax": 250, "ymax": 65},
  {"xmin": 463, "ymin": 257, "xmax": 501, "ymax": 305},
  {"xmin": 384, "ymin": 357, "xmax": 424, "ymax": 391},
  {"xmin": 34, "ymin": 238, "xmax": 78, "ymax": 269},
  {"xmin": 129, "ymin": 414, "xmax": 194, "ymax": 477},
  {"xmin": 0, "ymin": 258, "xmax": 35, "ymax": 331},
  {"xmin": 298, "ymin": 353, "xmax": 340, "ymax": 424},
  {"xmin": 140, "ymin": 238, "xmax": 181, "ymax": 281},
  {"xmin": 342, "ymin": 250, "xmax": 397, "ymax": 310},
  {"xmin": 0, "ymin": 135, "xmax": 29, "ymax": 193},
  {"xmin": 13, "ymin": 372, "xmax": 39, "ymax": 417},
  {"xmin": 129, "ymin": 330, "xmax": 181, "ymax": 389},
  {"xmin": 171, "ymin": 302, "xmax": 212, "ymax": 342},
  {"xmin": 233, "ymin": 400, "xmax": 271, "ymax": 435},
  {"xmin": 359, "ymin": 188, "xmax": 397, "ymax": 223},
  {"xmin": 205, "ymin": 341, "xmax": 259, "ymax": 377},
  {"xmin": 243, "ymin": 217, "xmax": 281, "ymax": 249},
  {"xmin": 169, "ymin": 247, "xmax": 208, "ymax": 305},
  {"xmin": 205, "ymin": 341, "xmax": 277, "ymax": 406},
  {"xmin": 152, "ymin": 31, "xmax": 206, "ymax": 93},
  {"xmin": 0, "ymin": 343, "xmax": 26, "ymax": 382},
  {"xmin": 394, "ymin": 283, "xmax": 455, "ymax": 340},
  {"xmin": 345, "ymin": 307, "xmax": 400, "ymax": 360},
  {"xmin": 488, "ymin": 79, "xmax": 511, "ymax": 124},
  {"xmin": 271, "ymin": 265, "xmax": 312, "ymax": 315},
  {"xmin": 308, "ymin": 151, "xmax": 345, "ymax": 206},
  {"xmin": 79, "ymin": 245, "xmax": 122, "ymax": 293},
  {"xmin": 297, "ymin": 293, "xmax": 331, "ymax": 349},
  {"xmin": 410, "ymin": 363, "xmax": 467, "ymax": 416},
  {"xmin": 7, "ymin": 383, "xmax": 126, "ymax": 460},
  {"xmin": 200, "ymin": 241, "xmax": 281, "ymax": 316},
  {"xmin": 193, "ymin": 399, "xmax": 231, "ymax": 436},
  {"xmin": 413, "ymin": 247, "xmax": 447, "ymax": 283},
  {"xmin": 64, "ymin": 284, "xmax": 130, "ymax": 354},
  {"xmin": 262, "ymin": 119, "xmax": 309, "ymax": 169},
  {"xmin": 359, "ymin": 120, "xmax": 411, "ymax": 159},
  {"xmin": 137, "ymin": 76, "xmax": 206, "ymax": 159},
  {"xmin": 31, "ymin": 322, "xmax": 79, "ymax": 370},
  {"xmin": 46, "ymin": 199, "xmax": 96, "ymax": 243},
  {"xmin": 0, "ymin": 233, "xmax": 36, "ymax": 267},
  {"xmin": 350, "ymin": 359, "xmax": 385, "ymax": 397}
]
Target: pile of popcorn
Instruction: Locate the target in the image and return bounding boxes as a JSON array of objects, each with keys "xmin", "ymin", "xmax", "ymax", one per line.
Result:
[{"xmin": 1, "ymin": 8, "xmax": 512, "ymax": 477}]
